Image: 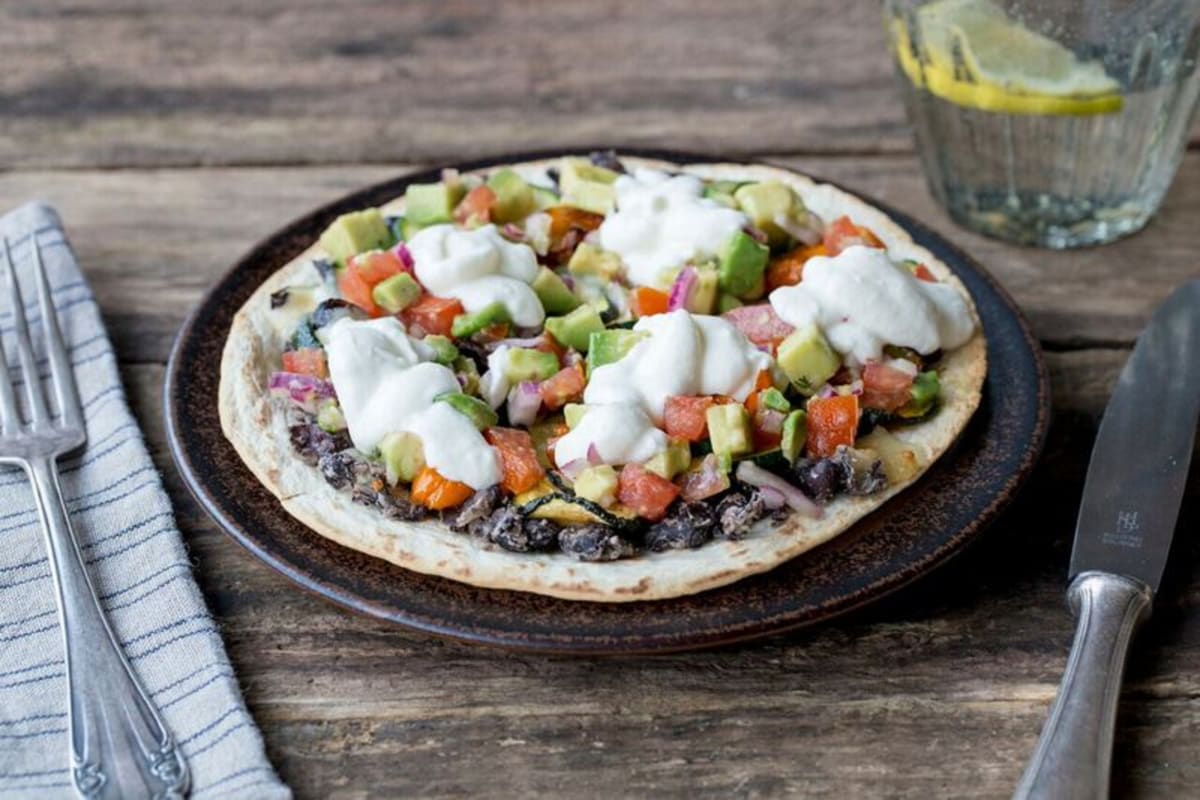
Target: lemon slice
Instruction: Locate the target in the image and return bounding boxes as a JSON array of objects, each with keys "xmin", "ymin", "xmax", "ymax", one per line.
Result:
[{"xmin": 891, "ymin": 0, "xmax": 1123, "ymax": 116}]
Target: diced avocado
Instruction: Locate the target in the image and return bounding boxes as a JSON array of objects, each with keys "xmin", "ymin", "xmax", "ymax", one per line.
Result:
[
  {"xmin": 573, "ymin": 465, "xmax": 619, "ymax": 508},
  {"xmin": 897, "ymin": 371, "xmax": 940, "ymax": 419},
  {"xmin": 399, "ymin": 217, "xmax": 424, "ymax": 242},
  {"xmin": 379, "ymin": 431, "xmax": 425, "ymax": 485},
  {"xmin": 450, "ymin": 301, "xmax": 511, "ymax": 339},
  {"xmin": 453, "ymin": 355, "xmax": 480, "ymax": 395},
  {"xmin": 734, "ymin": 181, "xmax": 805, "ymax": 246},
  {"xmin": 781, "ymin": 409, "xmax": 808, "ymax": 464},
  {"xmin": 503, "ymin": 348, "xmax": 560, "ymax": 383},
  {"xmin": 741, "ymin": 273, "xmax": 766, "ymax": 302},
  {"xmin": 404, "ymin": 182, "xmax": 466, "ymax": 226},
  {"xmin": 777, "ymin": 324, "xmax": 840, "ymax": 393},
  {"xmin": 586, "ymin": 329, "xmax": 645, "ymax": 374},
  {"xmin": 316, "ymin": 401, "xmax": 347, "ymax": 433},
  {"xmin": 423, "ymin": 335, "xmax": 459, "ymax": 365},
  {"xmin": 703, "ymin": 180, "xmax": 742, "ymax": 209},
  {"xmin": 686, "ymin": 266, "xmax": 719, "ymax": 314},
  {"xmin": 706, "ymin": 404, "xmax": 753, "ymax": 464},
  {"xmin": 717, "ymin": 292, "xmax": 743, "ymax": 313},
  {"xmin": 563, "ymin": 403, "xmax": 588, "ymax": 429},
  {"xmin": 318, "ymin": 209, "xmax": 393, "ymax": 267},
  {"xmin": 531, "ymin": 185, "xmax": 560, "ymax": 211},
  {"xmin": 531, "ymin": 267, "xmax": 580, "ymax": 314},
  {"xmin": 566, "ymin": 243, "xmax": 622, "ymax": 281},
  {"xmin": 717, "ymin": 230, "xmax": 770, "ymax": 298},
  {"xmin": 371, "ymin": 272, "xmax": 422, "ymax": 313},
  {"xmin": 544, "ymin": 305, "xmax": 604, "ymax": 352},
  {"xmin": 760, "ymin": 387, "xmax": 790, "ymax": 413},
  {"xmin": 528, "ymin": 416, "xmax": 565, "ymax": 470},
  {"xmin": 559, "ymin": 158, "xmax": 619, "ymax": 215},
  {"xmin": 486, "ymin": 169, "xmax": 537, "ymax": 223},
  {"xmin": 435, "ymin": 391, "xmax": 500, "ymax": 430},
  {"xmin": 643, "ymin": 439, "xmax": 691, "ymax": 480}
]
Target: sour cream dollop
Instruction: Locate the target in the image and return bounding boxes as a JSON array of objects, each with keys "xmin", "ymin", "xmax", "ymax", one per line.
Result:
[
  {"xmin": 324, "ymin": 317, "xmax": 500, "ymax": 490},
  {"xmin": 769, "ymin": 246, "xmax": 975, "ymax": 365},
  {"xmin": 553, "ymin": 310, "xmax": 772, "ymax": 469},
  {"xmin": 408, "ymin": 224, "xmax": 544, "ymax": 327},
  {"xmin": 597, "ymin": 169, "xmax": 746, "ymax": 288}
]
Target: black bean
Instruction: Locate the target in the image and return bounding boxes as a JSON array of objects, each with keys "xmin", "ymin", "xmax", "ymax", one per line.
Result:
[
  {"xmin": 524, "ymin": 518, "xmax": 561, "ymax": 551},
  {"xmin": 715, "ymin": 490, "xmax": 767, "ymax": 539},
  {"xmin": 792, "ymin": 458, "xmax": 843, "ymax": 504},
  {"xmin": 312, "ymin": 257, "xmax": 336, "ymax": 283},
  {"xmin": 269, "ymin": 289, "xmax": 290, "ymax": 309},
  {"xmin": 644, "ymin": 502, "xmax": 715, "ymax": 552},
  {"xmin": 290, "ymin": 422, "xmax": 352, "ymax": 464},
  {"xmin": 310, "ymin": 298, "xmax": 365, "ymax": 329},
  {"xmin": 449, "ymin": 486, "xmax": 502, "ymax": 533},
  {"xmin": 317, "ymin": 451, "xmax": 357, "ymax": 490},
  {"xmin": 588, "ymin": 150, "xmax": 627, "ymax": 173},
  {"xmin": 558, "ymin": 525, "xmax": 636, "ymax": 561}
]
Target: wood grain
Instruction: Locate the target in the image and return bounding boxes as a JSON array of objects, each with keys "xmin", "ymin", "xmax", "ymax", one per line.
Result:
[{"xmin": 1, "ymin": 0, "xmax": 1195, "ymax": 169}]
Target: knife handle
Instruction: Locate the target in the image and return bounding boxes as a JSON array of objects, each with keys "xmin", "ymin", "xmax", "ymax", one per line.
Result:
[{"xmin": 1013, "ymin": 571, "xmax": 1152, "ymax": 800}]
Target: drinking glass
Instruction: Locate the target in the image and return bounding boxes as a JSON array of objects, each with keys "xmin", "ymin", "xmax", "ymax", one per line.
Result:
[{"xmin": 885, "ymin": 0, "xmax": 1200, "ymax": 248}]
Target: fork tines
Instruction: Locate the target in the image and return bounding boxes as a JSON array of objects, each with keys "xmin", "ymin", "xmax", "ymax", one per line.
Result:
[{"xmin": 0, "ymin": 235, "xmax": 84, "ymax": 440}]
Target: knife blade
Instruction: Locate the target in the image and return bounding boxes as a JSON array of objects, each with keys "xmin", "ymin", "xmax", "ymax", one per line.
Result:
[
  {"xmin": 1015, "ymin": 279, "xmax": 1200, "ymax": 800},
  {"xmin": 1070, "ymin": 278, "xmax": 1200, "ymax": 590}
]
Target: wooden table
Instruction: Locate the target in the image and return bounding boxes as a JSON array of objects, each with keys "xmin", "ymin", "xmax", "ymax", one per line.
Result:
[{"xmin": 3, "ymin": 2, "xmax": 1198, "ymax": 796}]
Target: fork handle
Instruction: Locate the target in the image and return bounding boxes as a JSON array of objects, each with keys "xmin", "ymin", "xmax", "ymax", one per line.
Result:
[{"xmin": 27, "ymin": 456, "xmax": 189, "ymax": 799}]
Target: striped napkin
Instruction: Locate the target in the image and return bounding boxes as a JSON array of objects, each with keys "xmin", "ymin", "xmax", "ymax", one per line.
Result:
[{"xmin": 0, "ymin": 203, "xmax": 289, "ymax": 799}]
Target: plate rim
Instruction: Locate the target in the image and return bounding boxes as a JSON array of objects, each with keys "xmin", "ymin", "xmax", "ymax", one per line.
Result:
[{"xmin": 164, "ymin": 147, "xmax": 1051, "ymax": 654}]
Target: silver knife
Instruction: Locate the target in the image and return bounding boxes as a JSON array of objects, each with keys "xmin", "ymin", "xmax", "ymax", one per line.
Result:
[{"xmin": 1014, "ymin": 279, "xmax": 1200, "ymax": 800}]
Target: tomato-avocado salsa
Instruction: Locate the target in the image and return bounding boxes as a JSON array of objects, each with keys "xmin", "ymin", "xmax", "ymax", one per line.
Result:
[{"xmin": 266, "ymin": 151, "xmax": 976, "ymax": 562}]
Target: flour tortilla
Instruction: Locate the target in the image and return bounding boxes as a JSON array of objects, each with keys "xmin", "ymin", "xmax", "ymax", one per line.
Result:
[{"xmin": 218, "ymin": 157, "xmax": 987, "ymax": 602}]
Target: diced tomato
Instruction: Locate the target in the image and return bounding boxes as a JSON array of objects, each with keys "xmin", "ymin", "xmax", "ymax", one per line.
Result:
[
  {"xmin": 744, "ymin": 368, "xmax": 776, "ymax": 414},
  {"xmin": 454, "ymin": 185, "xmax": 497, "ymax": 226},
  {"xmin": 539, "ymin": 363, "xmax": 585, "ymax": 410},
  {"xmin": 281, "ymin": 348, "xmax": 328, "ymax": 379},
  {"xmin": 410, "ymin": 466, "xmax": 474, "ymax": 510},
  {"xmin": 766, "ymin": 243, "xmax": 827, "ymax": 290},
  {"xmin": 752, "ymin": 406, "xmax": 785, "ymax": 451},
  {"xmin": 806, "ymin": 394, "xmax": 861, "ymax": 459},
  {"xmin": 663, "ymin": 395, "xmax": 716, "ymax": 442},
  {"xmin": 337, "ymin": 265, "xmax": 381, "ymax": 316},
  {"xmin": 631, "ymin": 287, "xmax": 670, "ymax": 318},
  {"xmin": 861, "ymin": 361, "xmax": 915, "ymax": 412},
  {"xmin": 533, "ymin": 332, "xmax": 567, "ymax": 361},
  {"xmin": 484, "ymin": 427, "xmax": 545, "ymax": 495},
  {"xmin": 721, "ymin": 304, "xmax": 794, "ymax": 350},
  {"xmin": 617, "ymin": 464, "xmax": 680, "ymax": 521},
  {"xmin": 400, "ymin": 295, "xmax": 464, "ymax": 337},
  {"xmin": 676, "ymin": 454, "xmax": 731, "ymax": 502},
  {"xmin": 348, "ymin": 249, "xmax": 404, "ymax": 285},
  {"xmin": 823, "ymin": 215, "xmax": 885, "ymax": 256},
  {"xmin": 478, "ymin": 322, "xmax": 511, "ymax": 341},
  {"xmin": 546, "ymin": 206, "xmax": 604, "ymax": 243},
  {"xmin": 912, "ymin": 263, "xmax": 937, "ymax": 283}
]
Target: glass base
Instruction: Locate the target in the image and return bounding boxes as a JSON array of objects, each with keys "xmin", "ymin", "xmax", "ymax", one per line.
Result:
[{"xmin": 940, "ymin": 188, "xmax": 1155, "ymax": 249}]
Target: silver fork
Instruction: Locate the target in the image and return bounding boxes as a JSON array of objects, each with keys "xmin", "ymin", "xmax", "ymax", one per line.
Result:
[{"xmin": 0, "ymin": 236, "xmax": 189, "ymax": 799}]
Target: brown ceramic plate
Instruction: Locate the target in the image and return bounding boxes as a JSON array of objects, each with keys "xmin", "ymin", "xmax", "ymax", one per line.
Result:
[{"xmin": 165, "ymin": 149, "xmax": 1049, "ymax": 654}]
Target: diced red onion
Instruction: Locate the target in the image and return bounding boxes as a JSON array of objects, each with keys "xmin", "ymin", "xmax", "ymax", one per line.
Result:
[
  {"xmin": 559, "ymin": 458, "xmax": 588, "ymax": 481},
  {"xmin": 848, "ymin": 379, "xmax": 864, "ymax": 396},
  {"xmin": 506, "ymin": 381, "xmax": 542, "ymax": 427},
  {"xmin": 817, "ymin": 384, "xmax": 837, "ymax": 399},
  {"xmin": 586, "ymin": 443, "xmax": 602, "ymax": 465},
  {"xmin": 757, "ymin": 408, "xmax": 786, "ymax": 435},
  {"xmin": 583, "ymin": 229, "xmax": 602, "ymax": 245},
  {"xmin": 735, "ymin": 461, "xmax": 822, "ymax": 518},
  {"xmin": 758, "ymin": 485, "xmax": 787, "ymax": 510},
  {"xmin": 268, "ymin": 372, "xmax": 336, "ymax": 412},
  {"xmin": 667, "ymin": 266, "xmax": 698, "ymax": 312},
  {"xmin": 773, "ymin": 214, "xmax": 822, "ymax": 246},
  {"xmin": 390, "ymin": 241, "xmax": 415, "ymax": 271},
  {"xmin": 501, "ymin": 223, "xmax": 524, "ymax": 242},
  {"xmin": 743, "ymin": 225, "xmax": 769, "ymax": 245},
  {"xmin": 560, "ymin": 274, "xmax": 575, "ymax": 291},
  {"xmin": 486, "ymin": 335, "xmax": 544, "ymax": 351},
  {"xmin": 678, "ymin": 454, "xmax": 730, "ymax": 501}
]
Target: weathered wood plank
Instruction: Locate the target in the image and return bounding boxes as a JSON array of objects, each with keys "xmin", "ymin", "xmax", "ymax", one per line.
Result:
[
  {"xmin": 2, "ymin": 0, "xmax": 1195, "ymax": 169},
  {"xmin": 116, "ymin": 347, "xmax": 1200, "ymax": 799},
  {"xmin": 0, "ymin": 156, "xmax": 1195, "ymax": 360}
]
